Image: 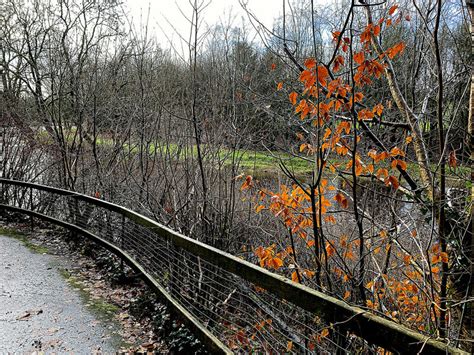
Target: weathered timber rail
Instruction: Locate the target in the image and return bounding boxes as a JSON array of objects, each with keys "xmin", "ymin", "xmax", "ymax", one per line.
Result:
[{"xmin": 0, "ymin": 178, "xmax": 467, "ymax": 354}]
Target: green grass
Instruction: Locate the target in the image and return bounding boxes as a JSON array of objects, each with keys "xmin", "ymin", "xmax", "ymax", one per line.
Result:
[
  {"xmin": 407, "ymin": 162, "xmax": 470, "ymax": 189},
  {"xmin": 227, "ymin": 149, "xmax": 314, "ymax": 177},
  {"xmin": 122, "ymin": 140, "xmax": 315, "ymax": 177},
  {"xmin": 59, "ymin": 268, "xmax": 120, "ymax": 316},
  {"xmin": 36, "ymin": 129, "xmax": 469, "ymax": 185},
  {"xmin": 0, "ymin": 227, "xmax": 49, "ymax": 254},
  {"xmin": 114, "ymin": 140, "xmax": 472, "ymax": 186}
]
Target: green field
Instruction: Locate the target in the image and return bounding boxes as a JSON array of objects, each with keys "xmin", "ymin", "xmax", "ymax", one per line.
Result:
[{"xmin": 36, "ymin": 129, "xmax": 469, "ymax": 187}]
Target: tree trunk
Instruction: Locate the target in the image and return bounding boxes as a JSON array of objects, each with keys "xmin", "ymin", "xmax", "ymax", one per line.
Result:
[{"xmin": 466, "ymin": 1, "xmax": 474, "ymax": 352}]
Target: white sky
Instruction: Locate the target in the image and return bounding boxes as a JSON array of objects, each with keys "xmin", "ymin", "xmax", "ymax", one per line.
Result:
[{"xmin": 123, "ymin": 0, "xmax": 283, "ymax": 51}]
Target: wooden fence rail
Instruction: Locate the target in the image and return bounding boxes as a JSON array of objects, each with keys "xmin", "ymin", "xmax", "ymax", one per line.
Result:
[{"xmin": 0, "ymin": 178, "xmax": 466, "ymax": 354}]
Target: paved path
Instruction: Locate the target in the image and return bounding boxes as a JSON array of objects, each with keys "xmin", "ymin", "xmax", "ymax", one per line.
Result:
[{"xmin": 0, "ymin": 235, "xmax": 119, "ymax": 353}]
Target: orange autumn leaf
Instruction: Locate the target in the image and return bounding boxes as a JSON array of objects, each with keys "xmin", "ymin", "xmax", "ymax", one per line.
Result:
[
  {"xmin": 390, "ymin": 146, "xmax": 405, "ymax": 157},
  {"xmin": 385, "ymin": 175, "xmax": 399, "ymax": 189},
  {"xmin": 391, "ymin": 159, "xmax": 407, "ymax": 171},
  {"xmin": 334, "ymin": 192, "xmax": 349, "ymax": 209},
  {"xmin": 333, "ymin": 55, "xmax": 344, "ymax": 72},
  {"xmin": 354, "ymin": 92, "xmax": 364, "ymax": 102},
  {"xmin": 324, "ymin": 215, "xmax": 336, "ymax": 224},
  {"xmin": 368, "ymin": 149, "xmax": 378, "ymax": 160},
  {"xmin": 373, "ymin": 24, "xmax": 381, "ymax": 36},
  {"xmin": 320, "ymin": 328, "xmax": 330, "ymax": 338},
  {"xmin": 300, "ymin": 70, "xmax": 315, "ymax": 87},
  {"xmin": 355, "ymin": 160, "xmax": 364, "ymax": 176},
  {"xmin": 277, "ymin": 82, "xmax": 283, "ymax": 91},
  {"xmin": 289, "ymin": 92, "xmax": 298, "ymax": 105},
  {"xmin": 360, "ymin": 25, "xmax": 373, "ymax": 43},
  {"xmin": 270, "ymin": 257, "xmax": 284, "ymax": 269},
  {"xmin": 291, "ymin": 271, "xmax": 299, "ymax": 283},
  {"xmin": 387, "ymin": 42, "xmax": 406, "ymax": 59},
  {"xmin": 358, "ymin": 108, "xmax": 375, "ymax": 120},
  {"xmin": 440, "ymin": 252, "xmax": 449, "ymax": 263},
  {"xmin": 403, "ymin": 254, "xmax": 412, "ymax": 265},
  {"xmin": 376, "ymin": 151, "xmax": 389, "ymax": 162},
  {"xmin": 255, "ymin": 205, "xmax": 265, "ymax": 213},
  {"xmin": 432, "ymin": 243, "xmax": 441, "ymax": 254},
  {"xmin": 255, "ymin": 245, "xmax": 265, "ymax": 259},
  {"xmin": 343, "ymin": 290, "xmax": 351, "ymax": 300},
  {"xmin": 241, "ymin": 175, "xmax": 253, "ymax": 190},
  {"xmin": 376, "ymin": 168, "xmax": 389, "ymax": 179},
  {"xmin": 270, "ymin": 63, "xmax": 276, "ymax": 70},
  {"xmin": 371, "ymin": 60, "xmax": 385, "ymax": 78},
  {"xmin": 337, "ymin": 121, "xmax": 351, "ymax": 134},
  {"xmin": 449, "ymin": 151, "xmax": 457, "ymax": 168},
  {"xmin": 373, "ymin": 103, "xmax": 384, "ymax": 116},
  {"xmin": 236, "ymin": 329, "xmax": 246, "ymax": 344},
  {"xmin": 389, "ymin": 5, "xmax": 398, "ymax": 16},
  {"xmin": 317, "ymin": 65, "xmax": 329, "ymax": 87},
  {"xmin": 336, "ymin": 145, "xmax": 349, "ymax": 156},
  {"xmin": 323, "ymin": 127, "xmax": 332, "ymax": 141},
  {"xmin": 325, "ymin": 242, "xmax": 335, "ymax": 257},
  {"xmin": 305, "ymin": 57, "xmax": 316, "ymax": 69},
  {"xmin": 295, "ymin": 99, "xmax": 310, "ymax": 119},
  {"xmin": 354, "ymin": 51, "xmax": 365, "ymax": 65}
]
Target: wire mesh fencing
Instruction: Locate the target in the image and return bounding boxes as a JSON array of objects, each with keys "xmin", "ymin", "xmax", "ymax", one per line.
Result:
[{"xmin": 0, "ymin": 179, "xmax": 462, "ymax": 354}]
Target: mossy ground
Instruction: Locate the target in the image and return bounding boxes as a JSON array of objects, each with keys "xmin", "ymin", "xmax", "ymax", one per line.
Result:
[
  {"xmin": 0, "ymin": 227, "xmax": 49, "ymax": 254},
  {"xmin": 58, "ymin": 268, "xmax": 129, "ymax": 349}
]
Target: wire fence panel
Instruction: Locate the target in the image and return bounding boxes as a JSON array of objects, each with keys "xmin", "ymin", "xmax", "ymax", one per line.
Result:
[{"xmin": 0, "ymin": 179, "xmax": 465, "ymax": 354}]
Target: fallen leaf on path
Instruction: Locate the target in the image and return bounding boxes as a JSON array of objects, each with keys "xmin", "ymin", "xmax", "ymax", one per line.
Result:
[
  {"xmin": 16, "ymin": 311, "xmax": 31, "ymax": 320},
  {"xmin": 16, "ymin": 309, "xmax": 42, "ymax": 320},
  {"xmin": 47, "ymin": 327, "xmax": 61, "ymax": 335}
]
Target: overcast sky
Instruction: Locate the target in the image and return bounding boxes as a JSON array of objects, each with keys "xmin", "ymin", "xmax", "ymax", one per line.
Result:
[{"xmin": 123, "ymin": 0, "xmax": 283, "ymax": 52}]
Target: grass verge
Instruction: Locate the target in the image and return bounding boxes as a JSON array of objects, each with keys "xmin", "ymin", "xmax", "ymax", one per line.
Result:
[
  {"xmin": 0, "ymin": 227, "xmax": 49, "ymax": 254},
  {"xmin": 58, "ymin": 268, "xmax": 129, "ymax": 349}
]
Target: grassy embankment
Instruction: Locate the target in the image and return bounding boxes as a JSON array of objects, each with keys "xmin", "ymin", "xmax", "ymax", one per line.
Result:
[
  {"xmin": 0, "ymin": 227, "xmax": 49, "ymax": 254},
  {"xmin": 36, "ymin": 130, "xmax": 470, "ymax": 187}
]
